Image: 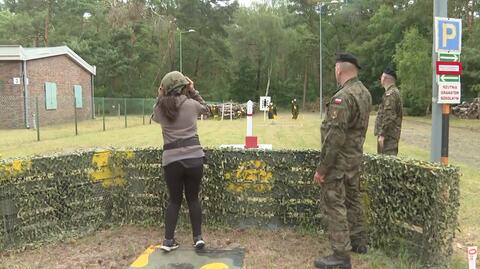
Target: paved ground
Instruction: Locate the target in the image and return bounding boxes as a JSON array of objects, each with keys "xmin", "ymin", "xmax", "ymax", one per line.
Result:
[{"xmin": 399, "ymin": 118, "xmax": 480, "ymax": 167}]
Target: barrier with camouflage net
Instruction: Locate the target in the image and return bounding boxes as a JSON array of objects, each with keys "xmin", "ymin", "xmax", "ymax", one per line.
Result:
[{"xmin": 0, "ymin": 149, "xmax": 459, "ymax": 267}]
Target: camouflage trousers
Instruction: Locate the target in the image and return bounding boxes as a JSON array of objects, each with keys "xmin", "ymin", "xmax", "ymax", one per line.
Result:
[
  {"xmin": 377, "ymin": 138, "xmax": 399, "ymax": 156},
  {"xmin": 320, "ymin": 169, "xmax": 367, "ymax": 254}
]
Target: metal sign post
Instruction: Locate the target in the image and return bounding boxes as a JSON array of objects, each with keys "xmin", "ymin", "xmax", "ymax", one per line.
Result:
[
  {"xmin": 434, "ymin": 15, "xmax": 462, "ymax": 165},
  {"xmin": 432, "ymin": 1, "xmax": 461, "ymax": 165}
]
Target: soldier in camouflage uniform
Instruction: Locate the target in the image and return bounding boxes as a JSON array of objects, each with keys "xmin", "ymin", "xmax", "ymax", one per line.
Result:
[
  {"xmin": 313, "ymin": 53, "xmax": 372, "ymax": 269},
  {"xmin": 291, "ymin": 98, "xmax": 299, "ymax": 119},
  {"xmin": 374, "ymin": 67, "xmax": 403, "ymax": 156}
]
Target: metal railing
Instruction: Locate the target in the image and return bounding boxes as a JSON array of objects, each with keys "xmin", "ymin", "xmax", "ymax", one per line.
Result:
[{"xmin": 0, "ymin": 95, "xmax": 156, "ymax": 141}]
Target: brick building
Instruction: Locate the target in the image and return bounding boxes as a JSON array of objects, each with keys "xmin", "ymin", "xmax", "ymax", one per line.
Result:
[{"xmin": 0, "ymin": 45, "xmax": 96, "ymax": 129}]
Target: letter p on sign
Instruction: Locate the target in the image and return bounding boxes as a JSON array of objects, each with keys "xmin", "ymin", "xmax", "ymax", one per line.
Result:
[
  {"xmin": 435, "ymin": 17, "xmax": 462, "ymax": 53},
  {"xmin": 442, "ymin": 23, "xmax": 456, "ymax": 47}
]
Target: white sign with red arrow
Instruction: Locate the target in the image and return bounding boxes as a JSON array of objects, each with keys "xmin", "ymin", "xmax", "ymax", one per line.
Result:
[{"xmin": 468, "ymin": 246, "xmax": 477, "ymax": 269}]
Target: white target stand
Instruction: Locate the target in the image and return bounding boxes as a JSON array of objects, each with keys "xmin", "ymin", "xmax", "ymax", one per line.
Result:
[{"xmin": 220, "ymin": 100, "xmax": 272, "ymax": 150}]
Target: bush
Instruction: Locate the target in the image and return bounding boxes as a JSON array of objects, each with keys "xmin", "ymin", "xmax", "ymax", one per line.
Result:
[{"xmin": 0, "ymin": 148, "xmax": 459, "ymax": 267}]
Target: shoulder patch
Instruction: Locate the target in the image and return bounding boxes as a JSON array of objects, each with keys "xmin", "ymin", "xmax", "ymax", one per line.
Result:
[{"xmin": 334, "ymin": 98, "xmax": 342, "ymax": 104}]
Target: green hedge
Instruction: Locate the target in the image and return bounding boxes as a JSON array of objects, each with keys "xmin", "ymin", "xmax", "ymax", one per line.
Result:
[{"xmin": 0, "ymin": 149, "xmax": 459, "ymax": 267}]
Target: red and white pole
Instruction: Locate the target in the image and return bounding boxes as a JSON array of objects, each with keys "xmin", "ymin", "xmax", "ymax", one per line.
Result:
[{"xmin": 245, "ymin": 100, "xmax": 258, "ymax": 148}]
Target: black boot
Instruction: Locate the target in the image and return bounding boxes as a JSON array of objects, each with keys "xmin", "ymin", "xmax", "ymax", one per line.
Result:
[
  {"xmin": 314, "ymin": 253, "xmax": 351, "ymax": 269},
  {"xmin": 351, "ymin": 239, "xmax": 368, "ymax": 254},
  {"xmin": 351, "ymin": 244, "xmax": 368, "ymax": 254}
]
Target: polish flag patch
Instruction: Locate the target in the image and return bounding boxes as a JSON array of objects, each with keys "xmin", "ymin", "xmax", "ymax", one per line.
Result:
[{"xmin": 334, "ymin": 98, "xmax": 342, "ymax": 104}]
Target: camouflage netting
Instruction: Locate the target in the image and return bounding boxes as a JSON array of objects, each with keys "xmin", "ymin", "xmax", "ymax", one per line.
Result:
[{"xmin": 0, "ymin": 149, "xmax": 459, "ymax": 267}]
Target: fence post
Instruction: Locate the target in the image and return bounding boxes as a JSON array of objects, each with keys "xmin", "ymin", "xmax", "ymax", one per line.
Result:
[
  {"xmin": 230, "ymin": 103, "xmax": 233, "ymax": 121},
  {"xmin": 124, "ymin": 98, "xmax": 127, "ymax": 128},
  {"xmin": 142, "ymin": 98, "xmax": 146, "ymax": 125},
  {"xmin": 35, "ymin": 96, "xmax": 40, "ymax": 141},
  {"xmin": 102, "ymin": 97, "xmax": 106, "ymax": 131},
  {"xmin": 221, "ymin": 104, "xmax": 225, "ymax": 121},
  {"xmin": 149, "ymin": 98, "xmax": 153, "ymax": 125},
  {"xmin": 74, "ymin": 97, "xmax": 78, "ymax": 136}
]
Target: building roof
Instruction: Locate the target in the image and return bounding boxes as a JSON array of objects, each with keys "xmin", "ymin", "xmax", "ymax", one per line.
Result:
[{"xmin": 0, "ymin": 45, "xmax": 96, "ymax": 75}]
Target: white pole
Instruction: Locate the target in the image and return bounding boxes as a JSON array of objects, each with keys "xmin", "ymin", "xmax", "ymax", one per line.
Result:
[
  {"xmin": 230, "ymin": 103, "xmax": 233, "ymax": 121},
  {"xmin": 319, "ymin": 2, "xmax": 323, "ymax": 119},
  {"xmin": 247, "ymin": 100, "xmax": 253, "ymax": 136},
  {"xmin": 179, "ymin": 32, "xmax": 183, "ymax": 73},
  {"xmin": 468, "ymin": 246, "xmax": 477, "ymax": 269},
  {"xmin": 221, "ymin": 104, "xmax": 225, "ymax": 121},
  {"xmin": 431, "ymin": 0, "xmax": 448, "ymax": 162}
]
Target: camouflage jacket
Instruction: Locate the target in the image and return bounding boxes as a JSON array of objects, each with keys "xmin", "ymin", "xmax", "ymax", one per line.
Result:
[
  {"xmin": 317, "ymin": 77, "xmax": 372, "ymax": 176},
  {"xmin": 374, "ymin": 84, "xmax": 403, "ymax": 140}
]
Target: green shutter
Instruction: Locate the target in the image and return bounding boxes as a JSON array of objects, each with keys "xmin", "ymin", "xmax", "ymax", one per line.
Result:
[
  {"xmin": 74, "ymin": 85, "xmax": 83, "ymax": 108},
  {"xmin": 45, "ymin": 82, "xmax": 57, "ymax": 110}
]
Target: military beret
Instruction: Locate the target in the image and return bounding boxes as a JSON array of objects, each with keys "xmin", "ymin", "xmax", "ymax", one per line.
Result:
[
  {"xmin": 335, "ymin": 53, "xmax": 361, "ymax": 69},
  {"xmin": 383, "ymin": 66, "xmax": 397, "ymax": 80}
]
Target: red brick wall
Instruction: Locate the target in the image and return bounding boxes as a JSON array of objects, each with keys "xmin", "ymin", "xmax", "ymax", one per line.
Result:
[
  {"xmin": 25, "ymin": 55, "xmax": 93, "ymax": 127},
  {"xmin": 0, "ymin": 61, "xmax": 25, "ymax": 128}
]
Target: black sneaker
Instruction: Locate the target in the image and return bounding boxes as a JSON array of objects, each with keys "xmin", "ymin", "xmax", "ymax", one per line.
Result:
[
  {"xmin": 193, "ymin": 235, "xmax": 205, "ymax": 250},
  {"xmin": 160, "ymin": 238, "xmax": 179, "ymax": 252}
]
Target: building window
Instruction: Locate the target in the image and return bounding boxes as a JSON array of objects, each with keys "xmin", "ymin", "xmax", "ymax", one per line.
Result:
[
  {"xmin": 74, "ymin": 85, "xmax": 83, "ymax": 108},
  {"xmin": 45, "ymin": 82, "xmax": 57, "ymax": 110}
]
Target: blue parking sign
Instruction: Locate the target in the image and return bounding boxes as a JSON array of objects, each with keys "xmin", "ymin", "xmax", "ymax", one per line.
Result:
[{"xmin": 435, "ymin": 17, "xmax": 462, "ymax": 53}]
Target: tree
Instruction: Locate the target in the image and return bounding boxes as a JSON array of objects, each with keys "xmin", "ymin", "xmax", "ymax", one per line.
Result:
[{"xmin": 394, "ymin": 27, "xmax": 431, "ymax": 115}]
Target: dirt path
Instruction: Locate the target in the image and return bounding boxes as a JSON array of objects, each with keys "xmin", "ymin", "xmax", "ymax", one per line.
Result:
[
  {"xmin": 400, "ymin": 118, "xmax": 480, "ymax": 167},
  {"xmin": 0, "ymin": 226, "xmax": 377, "ymax": 269}
]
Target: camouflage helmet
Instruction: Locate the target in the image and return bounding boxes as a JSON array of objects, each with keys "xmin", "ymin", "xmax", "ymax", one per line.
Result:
[{"xmin": 160, "ymin": 71, "xmax": 189, "ymax": 95}]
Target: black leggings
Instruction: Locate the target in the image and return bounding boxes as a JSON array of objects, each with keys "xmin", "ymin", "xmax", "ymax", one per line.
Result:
[{"xmin": 163, "ymin": 161, "xmax": 203, "ymax": 240}]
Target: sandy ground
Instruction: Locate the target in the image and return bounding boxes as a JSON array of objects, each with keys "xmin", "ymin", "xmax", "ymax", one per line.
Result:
[
  {"xmin": 0, "ymin": 225, "xmax": 377, "ymax": 269},
  {"xmin": 399, "ymin": 118, "xmax": 480, "ymax": 167}
]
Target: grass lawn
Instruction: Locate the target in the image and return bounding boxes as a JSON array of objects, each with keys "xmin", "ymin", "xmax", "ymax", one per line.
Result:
[{"xmin": 0, "ymin": 112, "xmax": 478, "ymax": 268}]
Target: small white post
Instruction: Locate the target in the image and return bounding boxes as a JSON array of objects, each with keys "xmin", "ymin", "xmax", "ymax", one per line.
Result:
[
  {"xmin": 32, "ymin": 113, "xmax": 36, "ymax": 130},
  {"xmin": 247, "ymin": 100, "xmax": 253, "ymax": 136},
  {"xmin": 468, "ymin": 246, "xmax": 477, "ymax": 269},
  {"xmin": 221, "ymin": 104, "xmax": 225, "ymax": 121},
  {"xmin": 230, "ymin": 103, "xmax": 233, "ymax": 121}
]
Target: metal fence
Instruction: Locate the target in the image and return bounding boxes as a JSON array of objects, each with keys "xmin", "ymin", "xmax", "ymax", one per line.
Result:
[{"xmin": 0, "ymin": 95, "xmax": 157, "ymax": 141}]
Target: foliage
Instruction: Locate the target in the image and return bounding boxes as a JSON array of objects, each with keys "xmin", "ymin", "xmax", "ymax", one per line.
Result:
[
  {"xmin": 394, "ymin": 27, "xmax": 432, "ymax": 116},
  {"xmin": 0, "ymin": 148, "xmax": 460, "ymax": 268},
  {"xmin": 0, "ymin": 0, "xmax": 479, "ymax": 111}
]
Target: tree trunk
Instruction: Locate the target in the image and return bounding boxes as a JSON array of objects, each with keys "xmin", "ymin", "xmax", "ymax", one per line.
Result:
[
  {"xmin": 168, "ymin": 25, "xmax": 176, "ymax": 70},
  {"xmin": 194, "ymin": 56, "xmax": 200, "ymax": 77},
  {"xmin": 44, "ymin": 12, "xmax": 49, "ymax": 46},
  {"xmin": 265, "ymin": 62, "xmax": 273, "ymax": 96},
  {"xmin": 302, "ymin": 63, "xmax": 308, "ymax": 110},
  {"xmin": 256, "ymin": 57, "xmax": 261, "ymax": 95}
]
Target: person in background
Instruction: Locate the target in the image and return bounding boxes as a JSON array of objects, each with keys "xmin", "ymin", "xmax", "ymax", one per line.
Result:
[
  {"xmin": 374, "ymin": 66, "xmax": 403, "ymax": 156},
  {"xmin": 152, "ymin": 71, "xmax": 208, "ymax": 252},
  {"xmin": 291, "ymin": 98, "xmax": 299, "ymax": 119},
  {"xmin": 268, "ymin": 102, "xmax": 274, "ymax": 119},
  {"xmin": 313, "ymin": 53, "xmax": 372, "ymax": 269}
]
